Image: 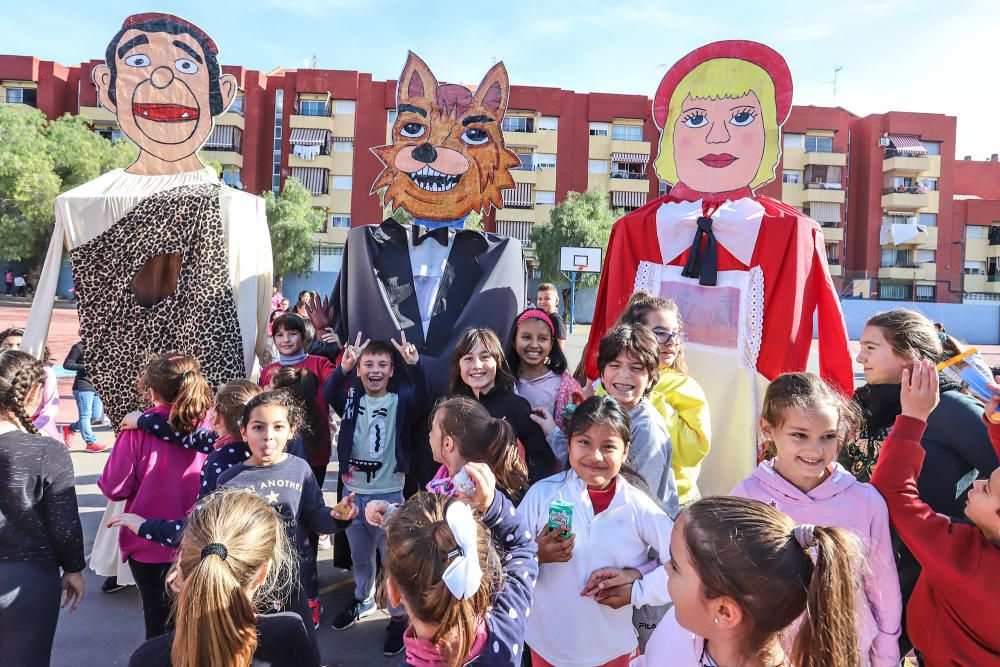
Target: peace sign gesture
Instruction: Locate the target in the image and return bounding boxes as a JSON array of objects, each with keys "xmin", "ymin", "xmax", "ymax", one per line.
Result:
[
  {"xmin": 391, "ymin": 331, "xmax": 420, "ymax": 366},
  {"xmin": 340, "ymin": 331, "xmax": 370, "ymax": 373}
]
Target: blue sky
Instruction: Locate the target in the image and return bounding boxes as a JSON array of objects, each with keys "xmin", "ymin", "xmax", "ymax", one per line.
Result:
[{"xmin": 4, "ymin": 0, "xmax": 997, "ymax": 161}]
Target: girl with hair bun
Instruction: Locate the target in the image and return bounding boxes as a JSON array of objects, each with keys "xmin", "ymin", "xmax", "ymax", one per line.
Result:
[{"xmin": 128, "ymin": 489, "xmax": 317, "ymax": 667}]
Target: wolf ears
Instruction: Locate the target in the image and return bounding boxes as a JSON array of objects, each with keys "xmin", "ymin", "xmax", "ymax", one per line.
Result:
[
  {"xmin": 471, "ymin": 61, "xmax": 509, "ymax": 113},
  {"xmin": 398, "ymin": 51, "xmax": 439, "ymax": 103}
]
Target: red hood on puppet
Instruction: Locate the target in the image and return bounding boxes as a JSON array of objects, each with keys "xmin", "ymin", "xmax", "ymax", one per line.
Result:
[{"xmin": 371, "ymin": 52, "xmax": 520, "ymax": 223}]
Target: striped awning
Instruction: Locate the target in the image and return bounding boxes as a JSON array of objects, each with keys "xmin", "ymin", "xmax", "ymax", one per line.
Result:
[
  {"xmin": 290, "ymin": 167, "xmax": 328, "ymax": 195},
  {"xmin": 204, "ymin": 124, "xmax": 238, "ymax": 149},
  {"xmin": 887, "ymin": 134, "xmax": 927, "ymax": 155},
  {"xmin": 502, "ymin": 182, "xmax": 534, "ymax": 208},
  {"xmin": 289, "ymin": 128, "xmax": 330, "ymax": 147},
  {"xmin": 331, "ymin": 136, "xmax": 353, "ymax": 143},
  {"xmin": 809, "ymin": 201, "xmax": 841, "ymax": 224},
  {"xmin": 496, "ymin": 220, "xmax": 533, "ymax": 241},
  {"xmin": 611, "ymin": 152, "xmax": 649, "ymax": 165},
  {"xmin": 611, "ymin": 190, "xmax": 647, "ymax": 208}
]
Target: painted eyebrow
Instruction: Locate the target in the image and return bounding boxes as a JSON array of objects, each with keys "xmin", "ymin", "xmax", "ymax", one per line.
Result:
[
  {"xmin": 172, "ymin": 40, "xmax": 204, "ymax": 64},
  {"xmin": 462, "ymin": 114, "xmax": 494, "ymax": 126},
  {"xmin": 398, "ymin": 103, "xmax": 427, "ymax": 117},
  {"xmin": 730, "ymin": 104, "xmax": 756, "ymax": 110},
  {"xmin": 117, "ymin": 35, "xmax": 149, "ymax": 59}
]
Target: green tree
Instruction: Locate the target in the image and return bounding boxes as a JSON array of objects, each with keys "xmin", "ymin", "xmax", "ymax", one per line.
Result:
[
  {"xmin": 530, "ymin": 186, "xmax": 622, "ymax": 288},
  {"xmin": 263, "ymin": 177, "xmax": 325, "ymax": 281}
]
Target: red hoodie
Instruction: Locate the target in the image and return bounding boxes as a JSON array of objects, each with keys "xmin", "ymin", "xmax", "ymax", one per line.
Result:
[{"xmin": 870, "ymin": 415, "xmax": 1000, "ymax": 665}]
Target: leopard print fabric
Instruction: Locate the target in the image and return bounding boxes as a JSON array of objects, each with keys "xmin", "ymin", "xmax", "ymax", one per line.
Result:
[{"xmin": 69, "ymin": 183, "xmax": 245, "ymax": 427}]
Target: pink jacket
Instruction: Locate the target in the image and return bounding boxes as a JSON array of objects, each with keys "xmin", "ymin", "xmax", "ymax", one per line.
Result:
[
  {"xmin": 32, "ymin": 367, "xmax": 60, "ymax": 439},
  {"xmin": 731, "ymin": 460, "xmax": 902, "ymax": 667},
  {"xmin": 97, "ymin": 405, "xmax": 207, "ymax": 564}
]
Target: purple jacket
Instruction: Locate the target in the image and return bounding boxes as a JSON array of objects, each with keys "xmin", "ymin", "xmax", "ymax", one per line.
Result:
[
  {"xmin": 731, "ymin": 460, "xmax": 902, "ymax": 667},
  {"xmin": 98, "ymin": 405, "xmax": 206, "ymax": 564}
]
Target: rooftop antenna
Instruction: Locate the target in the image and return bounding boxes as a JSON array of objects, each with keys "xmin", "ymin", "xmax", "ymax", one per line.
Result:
[
  {"xmin": 310, "ymin": 53, "xmax": 319, "ymax": 69},
  {"xmin": 823, "ymin": 66, "xmax": 844, "ymax": 106}
]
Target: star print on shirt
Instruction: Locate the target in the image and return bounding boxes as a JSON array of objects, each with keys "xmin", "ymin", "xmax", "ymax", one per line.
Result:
[{"xmin": 265, "ymin": 490, "xmax": 280, "ymax": 504}]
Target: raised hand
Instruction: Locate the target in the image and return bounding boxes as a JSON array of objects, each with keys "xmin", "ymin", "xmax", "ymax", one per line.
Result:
[
  {"xmin": 318, "ymin": 327, "xmax": 340, "ymax": 346},
  {"xmin": 530, "ymin": 407, "xmax": 557, "ymax": 436},
  {"xmin": 340, "ymin": 332, "xmax": 370, "ymax": 373},
  {"xmin": 391, "ymin": 330, "xmax": 419, "ymax": 365},
  {"xmin": 900, "ymin": 359, "xmax": 940, "ymax": 422},
  {"xmin": 305, "ymin": 294, "xmax": 335, "ymax": 331}
]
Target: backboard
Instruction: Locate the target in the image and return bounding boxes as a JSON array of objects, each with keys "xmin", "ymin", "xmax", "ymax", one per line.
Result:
[{"xmin": 560, "ymin": 246, "xmax": 602, "ymax": 273}]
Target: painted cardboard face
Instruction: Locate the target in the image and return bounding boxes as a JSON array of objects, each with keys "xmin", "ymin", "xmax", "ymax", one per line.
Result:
[
  {"xmin": 652, "ymin": 41, "xmax": 793, "ymax": 196},
  {"xmin": 93, "ymin": 14, "xmax": 237, "ymax": 174},
  {"xmin": 371, "ymin": 52, "xmax": 520, "ymax": 222}
]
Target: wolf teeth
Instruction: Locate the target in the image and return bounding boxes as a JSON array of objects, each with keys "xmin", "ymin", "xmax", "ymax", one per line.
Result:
[{"xmin": 408, "ymin": 165, "xmax": 463, "ymax": 192}]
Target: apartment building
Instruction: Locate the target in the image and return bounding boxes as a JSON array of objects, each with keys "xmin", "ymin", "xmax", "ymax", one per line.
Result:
[{"xmin": 2, "ymin": 52, "xmax": 997, "ymax": 302}]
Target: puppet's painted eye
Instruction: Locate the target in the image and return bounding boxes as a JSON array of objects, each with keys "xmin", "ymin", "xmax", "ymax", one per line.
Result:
[
  {"xmin": 682, "ymin": 113, "xmax": 708, "ymax": 129},
  {"xmin": 400, "ymin": 122, "xmax": 425, "ymax": 138},
  {"xmin": 124, "ymin": 54, "xmax": 151, "ymax": 67},
  {"xmin": 175, "ymin": 58, "xmax": 199, "ymax": 75},
  {"xmin": 461, "ymin": 128, "xmax": 490, "ymax": 145},
  {"xmin": 730, "ymin": 109, "xmax": 756, "ymax": 127}
]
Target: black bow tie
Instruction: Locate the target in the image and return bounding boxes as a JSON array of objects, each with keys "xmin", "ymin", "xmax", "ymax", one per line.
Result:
[
  {"xmin": 681, "ymin": 215, "xmax": 718, "ymax": 286},
  {"xmin": 413, "ymin": 225, "xmax": 451, "ymax": 247}
]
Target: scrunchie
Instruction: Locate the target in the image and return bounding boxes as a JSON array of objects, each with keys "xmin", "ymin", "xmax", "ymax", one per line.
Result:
[
  {"xmin": 441, "ymin": 502, "xmax": 483, "ymax": 600},
  {"xmin": 201, "ymin": 542, "xmax": 229, "ymax": 560},
  {"xmin": 792, "ymin": 524, "xmax": 816, "ymax": 550}
]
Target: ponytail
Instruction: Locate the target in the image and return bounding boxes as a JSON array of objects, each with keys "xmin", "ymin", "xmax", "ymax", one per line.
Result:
[
  {"xmin": 792, "ymin": 526, "xmax": 860, "ymax": 667},
  {"xmin": 141, "ymin": 353, "xmax": 213, "ymax": 436},
  {"xmin": 0, "ymin": 350, "xmax": 46, "ymax": 434},
  {"xmin": 483, "ymin": 417, "xmax": 528, "ymax": 498}
]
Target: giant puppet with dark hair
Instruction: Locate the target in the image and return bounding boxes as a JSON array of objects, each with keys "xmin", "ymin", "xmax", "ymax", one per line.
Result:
[
  {"xmin": 585, "ymin": 41, "xmax": 853, "ymax": 495},
  {"xmin": 308, "ymin": 52, "xmax": 525, "ymax": 486},
  {"xmin": 23, "ymin": 13, "xmax": 273, "ymax": 425}
]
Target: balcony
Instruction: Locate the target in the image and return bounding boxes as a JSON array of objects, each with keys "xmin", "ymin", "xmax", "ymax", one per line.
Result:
[
  {"xmin": 610, "ymin": 170, "xmax": 647, "ymax": 181},
  {"xmin": 803, "ymin": 183, "xmax": 845, "ymax": 204},
  {"xmin": 878, "ymin": 264, "xmax": 936, "ymax": 281},
  {"xmin": 294, "ymin": 99, "xmax": 332, "ymax": 117},
  {"xmin": 881, "ymin": 187, "xmax": 929, "ymax": 210},
  {"xmin": 883, "ymin": 155, "xmax": 930, "ymax": 174},
  {"xmin": 496, "ymin": 219, "xmax": 533, "ymax": 248},
  {"xmin": 821, "ymin": 226, "xmax": 844, "ymax": 242},
  {"xmin": 804, "ymin": 151, "xmax": 846, "ymax": 167}
]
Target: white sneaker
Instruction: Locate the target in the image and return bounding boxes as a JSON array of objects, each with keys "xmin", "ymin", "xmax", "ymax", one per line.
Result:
[{"xmin": 317, "ymin": 534, "xmax": 332, "ymax": 551}]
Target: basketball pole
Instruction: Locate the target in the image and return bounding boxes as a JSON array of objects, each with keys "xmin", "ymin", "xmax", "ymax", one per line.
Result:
[{"xmin": 569, "ymin": 269, "xmax": 577, "ymax": 334}]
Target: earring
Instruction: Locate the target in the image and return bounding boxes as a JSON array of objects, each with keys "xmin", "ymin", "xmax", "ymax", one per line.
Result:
[{"xmin": 714, "ymin": 618, "xmax": 719, "ymax": 624}]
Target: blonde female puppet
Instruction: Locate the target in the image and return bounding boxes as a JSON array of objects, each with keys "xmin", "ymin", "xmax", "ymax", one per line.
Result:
[{"xmin": 585, "ymin": 41, "xmax": 853, "ymax": 495}]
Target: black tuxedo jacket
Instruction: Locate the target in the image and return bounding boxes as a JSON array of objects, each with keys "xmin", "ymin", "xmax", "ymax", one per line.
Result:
[{"xmin": 330, "ymin": 219, "xmax": 525, "ymax": 398}]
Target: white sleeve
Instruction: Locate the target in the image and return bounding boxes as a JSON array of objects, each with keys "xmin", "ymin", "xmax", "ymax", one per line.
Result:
[
  {"xmin": 516, "ymin": 485, "xmax": 545, "ymax": 537},
  {"xmin": 630, "ymin": 500, "xmax": 675, "ymax": 608},
  {"xmin": 22, "ymin": 217, "xmax": 66, "ymax": 359}
]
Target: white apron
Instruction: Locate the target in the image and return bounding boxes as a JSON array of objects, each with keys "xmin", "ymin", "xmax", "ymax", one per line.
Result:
[
  {"xmin": 89, "ymin": 500, "xmax": 135, "ymax": 585},
  {"xmin": 635, "ymin": 198, "xmax": 770, "ymax": 496}
]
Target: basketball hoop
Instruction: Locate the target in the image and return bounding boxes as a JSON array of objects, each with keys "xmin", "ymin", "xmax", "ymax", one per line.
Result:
[{"xmin": 575, "ymin": 264, "xmax": 586, "ymax": 273}]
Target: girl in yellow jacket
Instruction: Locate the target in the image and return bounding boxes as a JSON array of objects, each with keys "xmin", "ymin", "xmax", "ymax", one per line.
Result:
[{"xmin": 618, "ymin": 291, "xmax": 711, "ymax": 506}]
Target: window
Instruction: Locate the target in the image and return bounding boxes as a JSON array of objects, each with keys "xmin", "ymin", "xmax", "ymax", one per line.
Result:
[
  {"xmin": 330, "ymin": 215, "xmax": 351, "ymax": 228},
  {"xmin": 535, "ymin": 191, "xmax": 556, "ymax": 205},
  {"xmin": 915, "ymin": 284, "xmax": 936, "ymax": 301},
  {"xmin": 825, "ymin": 243, "xmax": 840, "ymax": 265},
  {"xmin": 879, "ymin": 282, "xmax": 911, "ymax": 300},
  {"xmin": 804, "ymin": 135, "xmax": 833, "ymax": 153},
  {"xmin": 881, "ymin": 248, "xmax": 911, "ymax": 267},
  {"xmin": 920, "ymin": 177, "xmax": 938, "ymax": 191},
  {"xmin": 502, "ymin": 116, "xmax": 534, "ymax": 133},
  {"xmin": 272, "ymin": 90, "xmax": 284, "ymax": 194},
  {"xmin": 965, "ymin": 261, "xmax": 987, "ymax": 275},
  {"xmin": 611, "ymin": 161, "xmax": 645, "ymax": 179},
  {"xmin": 95, "ymin": 126, "xmax": 123, "ymax": 143},
  {"xmin": 333, "ymin": 141, "xmax": 353, "ymax": 152},
  {"xmin": 588, "ymin": 159, "xmax": 608, "ymax": 174},
  {"xmin": 311, "ymin": 245, "xmax": 344, "ymax": 272},
  {"xmin": 783, "ymin": 133, "xmax": 804, "ymax": 148},
  {"xmin": 512, "ymin": 151, "xmax": 533, "ymax": 171},
  {"xmin": 298, "ymin": 99, "xmax": 329, "ymax": 116},
  {"xmin": 538, "ymin": 116, "xmax": 558, "ymax": 131},
  {"xmin": 221, "ymin": 166, "xmax": 241, "ymax": 188},
  {"xmin": 920, "ymin": 141, "xmax": 941, "ymax": 155},
  {"xmin": 335, "ymin": 100, "xmax": 356, "ymax": 114},
  {"xmin": 892, "ymin": 176, "xmax": 914, "ymax": 190},
  {"xmin": 387, "ymin": 109, "xmax": 398, "ymax": 126},
  {"xmin": 782, "ymin": 170, "xmax": 802, "ymax": 184},
  {"xmin": 805, "ymin": 165, "xmax": 841, "ymax": 187},
  {"xmin": 966, "ymin": 225, "xmax": 987, "ymax": 240},
  {"xmin": 589, "ymin": 122, "xmax": 609, "ymax": 137},
  {"xmin": 229, "ymin": 93, "xmax": 244, "ymax": 116},
  {"xmin": 884, "ymin": 213, "xmax": 918, "ymax": 226},
  {"xmin": 534, "ymin": 153, "xmax": 557, "ymax": 169},
  {"xmin": 989, "ymin": 257, "xmax": 1000, "ymax": 278},
  {"xmin": 918, "ymin": 213, "xmax": 937, "ymax": 227},
  {"xmin": 611, "ymin": 125, "xmax": 643, "ymax": 142},
  {"xmin": 332, "ymin": 176, "xmax": 352, "ymax": 190},
  {"xmin": 916, "ymin": 249, "xmax": 936, "ymax": 264},
  {"xmin": 4, "ymin": 87, "xmax": 36, "ymax": 106},
  {"xmin": 659, "ymin": 180, "xmax": 668, "ymax": 197}
]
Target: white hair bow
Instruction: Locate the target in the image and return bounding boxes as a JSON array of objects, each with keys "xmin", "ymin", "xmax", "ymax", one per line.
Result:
[{"xmin": 442, "ymin": 501, "xmax": 483, "ymax": 600}]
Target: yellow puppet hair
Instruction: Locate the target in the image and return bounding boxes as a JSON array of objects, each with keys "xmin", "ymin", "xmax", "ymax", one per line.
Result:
[{"xmin": 654, "ymin": 58, "xmax": 781, "ymax": 192}]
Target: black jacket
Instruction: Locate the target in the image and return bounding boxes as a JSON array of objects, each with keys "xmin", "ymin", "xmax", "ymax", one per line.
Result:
[
  {"xmin": 475, "ymin": 385, "xmax": 555, "ymax": 483},
  {"xmin": 63, "ymin": 341, "xmax": 94, "ymax": 393}
]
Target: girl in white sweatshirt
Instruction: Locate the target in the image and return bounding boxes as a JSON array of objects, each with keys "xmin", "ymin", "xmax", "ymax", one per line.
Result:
[{"xmin": 517, "ymin": 396, "xmax": 673, "ymax": 667}]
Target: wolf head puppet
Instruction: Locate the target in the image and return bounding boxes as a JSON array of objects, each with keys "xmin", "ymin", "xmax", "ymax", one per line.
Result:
[{"xmin": 372, "ymin": 52, "xmax": 520, "ymax": 223}]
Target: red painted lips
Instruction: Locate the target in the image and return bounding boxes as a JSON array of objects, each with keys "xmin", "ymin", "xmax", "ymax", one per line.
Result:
[
  {"xmin": 132, "ymin": 103, "xmax": 199, "ymax": 122},
  {"xmin": 699, "ymin": 153, "xmax": 737, "ymax": 168}
]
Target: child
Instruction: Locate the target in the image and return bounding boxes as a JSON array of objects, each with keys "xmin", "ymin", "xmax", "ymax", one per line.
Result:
[
  {"xmin": 260, "ymin": 313, "xmax": 336, "ymax": 484},
  {"xmin": 268, "ymin": 365, "xmax": 323, "ymax": 462},
  {"xmin": 870, "ymin": 360, "xmax": 1000, "ymax": 664},
  {"xmin": 216, "ymin": 390, "xmax": 358, "ymax": 657},
  {"xmin": 323, "ymin": 332, "xmax": 428, "ymax": 654},
  {"xmin": 535, "ymin": 323, "xmax": 677, "ymax": 517},
  {"xmin": 519, "ymin": 396, "xmax": 674, "ymax": 667},
  {"xmin": 505, "ymin": 308, "xmax": 581, "ymax": 432},
  {"xmin": 732, "ymin": 372, "xmax": 901, "ymax": 666},
  {"xmin": 645, "ymin": 496, "xmax": 861, "ymax": 667},
  {"xmin": 383, "ymin": 463, "xmax": 537, "ymax": 666},
  {"xmin": 536, "ymin": 282, "xmax": 567, "ymax": 349},
  {"xmin": 128, "ymin": 489, "xmax": 318, "ymax": 667},
  {"xmin": 617, "ymin": 291, "xmax": 710, "ymax": 506},
  {"xmin": 451, "ymin": 327, "xmax": 555, "ymax": 483},
  {"xmin": 0, "ymin": 350, "xmax": 85, "ymax": 665},
  {"xmin": 61, "ymin": 340, "xmax": 109, "ymax": 452},
  {"xmin": 97, "ymin": 353, "xmax": 212, "ymax": 640},
  {"xmin": 0, "ymin": 328, "xmax": 60, "ymax": 440}
]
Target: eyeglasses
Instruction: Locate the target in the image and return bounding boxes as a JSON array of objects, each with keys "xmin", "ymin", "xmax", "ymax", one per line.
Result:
[{"xmin": 651, "ymin": 329, "xmax": 687, "ymax": 344}]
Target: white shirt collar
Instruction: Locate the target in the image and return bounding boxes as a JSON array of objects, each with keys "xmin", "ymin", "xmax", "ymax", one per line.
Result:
[{"xmin": 656, "ymin": 197, "xmax": 766, "ymax": 267}]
